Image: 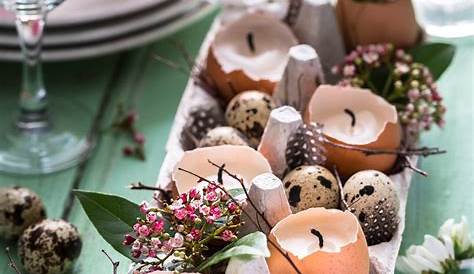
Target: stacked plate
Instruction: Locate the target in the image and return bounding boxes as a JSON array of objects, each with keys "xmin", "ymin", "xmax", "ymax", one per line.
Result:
[{"xmin": 0, "ymin": 0, "xmax": 214, "ymax": 61}]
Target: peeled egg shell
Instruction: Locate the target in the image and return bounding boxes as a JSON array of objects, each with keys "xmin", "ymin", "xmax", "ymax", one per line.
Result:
[
  {"xmin": 226, "ymin": 91, "xmax": 276, "ymax": 147},
  {"xmin": 172, "ymin": 145, "xmax": 272, "ymax": 194},
  {"xmin": 206, "ymin": 13, "xmax": 298, "ymax": 102},
  {"xmin": 343, "ymin": 170, "xmax": 400, "ymax": 246},
  {"xmin": 283, "ymin": 165, "xmax": 340, "ymax": 212},
  {"xmin": 18, "ymin": 219, "xmax": 82, "ymax": 274},
  {"xmin": 198, "ymin": 126, "xmax": 249, "ymax": 148},
  {"xmin": 267, "ymin": 208, "xmax": 369, "ymax": 274},
  {"xmin": 0, "ymin": 187, "xmax": 46, "ymax": 239}
]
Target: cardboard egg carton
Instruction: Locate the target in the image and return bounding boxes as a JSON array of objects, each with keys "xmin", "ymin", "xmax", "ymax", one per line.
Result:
[{"xmin": 155, "ymin": 14, "xmax": 414, "ymax": 274}]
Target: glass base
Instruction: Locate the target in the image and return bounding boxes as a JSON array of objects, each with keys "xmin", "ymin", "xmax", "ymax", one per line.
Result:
[{"xmin": 0, "ymin": 98, "xmax": 96, "ymax": 175}]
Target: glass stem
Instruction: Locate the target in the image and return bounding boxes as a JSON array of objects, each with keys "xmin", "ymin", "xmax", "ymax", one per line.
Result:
[{"xmin": 15, "ymin": 13, "xmax": 49, "ymax": 131}]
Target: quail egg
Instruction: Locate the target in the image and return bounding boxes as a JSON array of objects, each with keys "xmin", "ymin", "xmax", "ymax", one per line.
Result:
[
  {"xmin": 198, "ymin": 126, "xmax": 250, "ymax": 148},
  {"xmin": 0, "ymin": 187, "xmax": 46, "ymax": 239},
  {"xmin": 343, "ymin": 170, "xmax": 400, "ymax": 246},
  {"xmin": 286, "ymin": 123, "xmax": 327, "ymax": 170},
  {"xmin": 225, "ymin": 91, "xmax": 276, "ymax": 147},
  {"xmin": 183, "ymin": 105, "xmax": 226, "ymax": 149},
  {"xmin": 18, "ymin": 219, "xmax": 82, "ymax": 274},
  {"xmin": 283, "ymin": 165, "xmax": 340, "ymax": 213}
]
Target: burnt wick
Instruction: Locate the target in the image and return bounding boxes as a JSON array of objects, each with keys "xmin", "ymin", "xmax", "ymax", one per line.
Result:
[
  {"xmin": 310, "ymin": 228, "xmax": 324, "ymax": 248},
  {"xmin": 246, "ymin": 32, "xmax": 256, "ymax": 53},
  {"xmin": 344, "ymin": 108, "xmax": 356, "ymax": 127}
]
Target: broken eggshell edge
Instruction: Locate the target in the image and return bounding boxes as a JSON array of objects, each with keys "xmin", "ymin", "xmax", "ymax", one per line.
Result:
[{"xmin": 155, "ymin": 15, "xmax": 416, "ymax": 274}]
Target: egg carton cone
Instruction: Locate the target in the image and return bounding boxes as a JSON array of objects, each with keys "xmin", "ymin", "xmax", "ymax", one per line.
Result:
[{"xmin": 155, "ymin": 14, "xmax": 415, "ymax": 274}]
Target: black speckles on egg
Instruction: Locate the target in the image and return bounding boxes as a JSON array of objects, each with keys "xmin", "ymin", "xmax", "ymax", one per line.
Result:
[
  {"xmin": 285, "ymin": 123, "xmax": 327, "ymax": 170},
  {"xmin": 343, "ymin": 170, "xmax": 400, "ymax": 246},
  {"xmin": 225, "ymin": 91, "xmax": 276, "ymax": 147},
  {"xmin": 283, "ymin": 165, "xmax": 340, "ymax": 213},
  {"xmin": 18, "ymin": 219, "xmax": 82, "ymax": 274},
  {"xmin": 198, "ymin": 126, "xmax": 249, "ymax": 148},
  {"xmin": 0, "ymin": 187, "xmax": 46, "ymax": 239},
  {"xmin": 182, "ymin": 105, "xmax": 226, "ymax": 149}
]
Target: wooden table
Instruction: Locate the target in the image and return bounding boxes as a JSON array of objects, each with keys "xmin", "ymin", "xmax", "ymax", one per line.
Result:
[{"xmin": 0, "ymin": 11, "xmax": 472, "ymax": 274}]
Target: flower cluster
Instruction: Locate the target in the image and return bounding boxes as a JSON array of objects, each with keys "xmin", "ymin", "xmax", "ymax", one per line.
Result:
[
  {"xmin": 124, "ymin": 182, "xmax": 243, "ymax": 272},
  {"xmin": 332, "ymin": 43, "xmax": 446, "ymax": 137},
  {"xmin": 111, "ymin": 104, "xmax": 147, "ymax": 161},
  {"xmin": 397, "ymin": 217, "xmax": 473, "ymax": 274}
]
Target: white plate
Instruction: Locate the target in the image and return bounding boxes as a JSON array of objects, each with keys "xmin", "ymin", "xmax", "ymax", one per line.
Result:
[
  {"xmin": 0, "ymin": 0, "xmax": 172, "ymax": 27},
  {"xmin": 0, "ymin": 0, "xmax": 202, "ymax": 46},
  {"xmin": 0, "ymin": 3, "xmax": 215, "ymax": 61}
]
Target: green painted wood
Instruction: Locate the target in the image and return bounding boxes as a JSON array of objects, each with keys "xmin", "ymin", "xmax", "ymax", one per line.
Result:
[
  {"xmin": 399, "ymin": 37, "xmax": 474, "ymax": 264},
  {"xmin": 0, "ymin": 55, "xmax": 120, "ymax": 272},
  {"xmin": 65, "ymin": 13, "xmax": 217, "ymax": 274}
]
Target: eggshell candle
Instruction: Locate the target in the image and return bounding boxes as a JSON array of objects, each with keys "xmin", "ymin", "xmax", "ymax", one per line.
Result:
[
  {"xmin": 206, "ymin": 13, "xmax": 298, "ymax": 102},
  {"xmin": 172, "ymin": 145, "xmax": 271, "ymax": 194},
  {"xmin": 307, "ymin": 85, "xmax": 402, "ymax": 178},
  {"xmin": 267, "ymin": 208, "xmax": 370, "ymax": 274}
]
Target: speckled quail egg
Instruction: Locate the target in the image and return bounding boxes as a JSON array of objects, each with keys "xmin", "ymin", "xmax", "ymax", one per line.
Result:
[
  {"xmin": 286, "ymin": 123, "xmax": 327, "ymax": 170},
  {"xmin": 18, "ymin": 219, "xmax": 82, "ymax": 274},
  {"xmin": 182, "ymin": 105, "xmax": 226, "ymax": 149},
  {"xmin": 198, "ymin": 126, "xmax": 250, "ymax": 148},
  {"xmin": 343, "ymin": 170, "xmax": 400, "ymax": 246},
  {"xmin": 283, "ymin": 165, "xmax": 340, "ymax": 213},
  {"xmin": 0, "ymin": 187, "xmax": 46, "ymax": 239},
  {"xmin": 225, "ymin": 91, "xmax": 276, "ymax": 147}
]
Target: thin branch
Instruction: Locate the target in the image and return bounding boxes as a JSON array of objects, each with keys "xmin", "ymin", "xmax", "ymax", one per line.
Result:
[
  {"xmin": 5, "ymin": 247, "xmax": 22, "ymax": 274},
  {"xmin": 152, "ymin": 54, "xmax": 190, "ymax": 76},
  {"xmin": 128, "ymin": 182, "xmax": 172, "ymax": 204},
  {"xmin": 101, "ymin": 249, "xmax": 119, "ymax": 274},
  {"xmin": 333, "ymin": 166, "xmax": 349, "ymax": 211},
  {"xmin": 170, "ymin": 39, "xmax": 195, "ymax": 70},
  {"xmin": 401, "ymin": 155, "xmax": 428, "ymax": 177}
]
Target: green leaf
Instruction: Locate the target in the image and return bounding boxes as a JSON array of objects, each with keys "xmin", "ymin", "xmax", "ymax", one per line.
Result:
[
  {"xmin": 227, "ymin": 188, "xmax": 244, "ymax": 198},
  {"xmin": 73, "ymin": 189, "xmax": 142, "ymax": 260},
  {"xmin": 410, "ymin": 42, "xmax": 456, "ymax": 81},
  {"xmin": 197, "ymin": 231, "xmax": 270, "ymax": 271}
]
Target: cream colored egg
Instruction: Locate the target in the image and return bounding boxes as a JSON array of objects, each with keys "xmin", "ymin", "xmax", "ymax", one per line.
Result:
[
  {"xmin": 198, "ymin": 126, "xmax": 249, "ymax": 148},
  {"xmin": 283, "ymin": 165, "xmax": 340, "ymax": 213}
]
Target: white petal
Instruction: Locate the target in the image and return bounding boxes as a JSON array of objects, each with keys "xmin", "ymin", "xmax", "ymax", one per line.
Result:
[
  {"xmin": 423, "ymin": 235, "xmax": 449, "ymax": 261},
  {"xmin": 410, "ymin": 252, "xmax": 443, "ymax": 272},
  {"xmin": 396, "ymin": 257, "xmax": 419, "ymax": 274},
  {"xmin": 439, "ymin": 219, "xmax": 455, "ymax": 238},
  {"xmin": 404, "ymin": 255, "xmax": 429, "ymax": 273},
  {"xmin": 413, "ymin": 245, "xmax": 443, "ymax": 271},
  {"xmin": 441, "ymin": 235, "xmax": 455, "ymax": 258}
]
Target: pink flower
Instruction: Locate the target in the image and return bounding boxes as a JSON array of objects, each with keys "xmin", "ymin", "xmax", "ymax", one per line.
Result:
[
  {"xmin": 131, "ymin": 250, "xmax": 141, "ymax": 258},
  {"xmin": 205, "ymin": 191, "xmax": 217, "ymax": 202},
  {"xmin": 210, "ymin": 206, "xmax": 222, "ymax": 219},
  {"xmin": 146, "ymin": 212, "xmax": 157, "ymax": 223},
  {"xmin": 180, "ymin": 193, "xmax": 188, "ymax": 204},
  {"xmin": 161, "ymin": 240, "xmax": 172, "ymax": 253},
  {"xmin": 185, "ymin": 204, "xmax": 196, "ymax": 215},
  {"xmin": 170, "ymin": 233, "xmax": 184, "ymax": 248},
  {"xmin": 395, "ymin": 62, "xmax": 410, "ymax": 74},
  {"xmin": 148, "ymin": 249, "xmax": 157, "ymax": 258},
  {"xmin": 140, "ymin": 245, "xmax": 149, "ymax": 257},
  {"xmin": 190, "ymin": 228, "xmax": 201, "ymax": 241},
  {"xmin": 362, "ymin": 52, "xmax": 379, "ymax": 64},
  {"xmin": 151, "ymin": 237, "xmax": 161, "ymax": 248},
  {"xmin": 132, "ymin": 240, "xmax": 141, "ymax": 251},
  {"xmin": 138, "ymin": 225, "xmax": 150, "ymax": 237},
  {"xmin": 123, "ymin": 234, "xmax": 135, "ymax": 245},
  {"xmin": 139, "ymin": 201, "xmax": 149, "ymax": 214},
  {"xmin": 134, "ymin": 132, "xmax": 146, "ymax": 145},
  {"xmin": 221, "ymin": 230, "xmax": 235, "ymax": 242},
  {"xmin": 207, "ymin": 183, "xmax": 217, "ymax": 192},
  {"xmin": 227, "ymin": 202, "xmax": 238, "ymax": 213},
  {"xmin": 174, "ymin": 208, "xmax": 187, "ymax": 220},
  {"xmin": 152, "ymin": 219, "xmax": 165, "ymax": 233},
  {"xmin": 133, "ymin": 223, "xmax": 141, "ymax": 232},
  {"xmin": 189, "ymin": 187, "xmax": 199, "ymax": 199},
  {"xmin": 408, "ymin": 89, "xmax": 420, "ymax": 101},
  {"xmin": 199, "ymin": 205, "xmax": 210, "ymax": 215}
]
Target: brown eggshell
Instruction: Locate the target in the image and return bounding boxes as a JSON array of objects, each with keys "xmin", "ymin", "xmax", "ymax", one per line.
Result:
[
  {"xmin": 267, "ymin": 208, "xmax": 369, "ymax": 274},
  {"xmin": 307, "ymin": 85, "xmax": 402, "ymax": 178},
  {"xmin": 172, "ymin": 145, "xmax": 272, "ymax": 194},
  {"xmin": 336, "ymin": 0, "xmax": 420, "ymax": 49},
  {"xmin": 206, "ymin": 13, "xmax": 298, "ymax": 102}
]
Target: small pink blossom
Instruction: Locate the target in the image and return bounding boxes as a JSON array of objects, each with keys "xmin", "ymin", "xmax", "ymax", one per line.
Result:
[
  {"xmin": 227, "ymin": 202, "xmax": 238, "ymax": 213},
  {"xmin": 362, "ymin": 52, "xmax": 379, "ymax": 64},
  {"xmin": 146, "ymin": 212, "xmax": 157, "ymax": 223},
  {"xmin": 189, "ymin": 187, "xmax": 199, "ymax": 199},
  {"xmin": 152, "ymin": 219, "xmax": 165, "ymax": 233},
  {"xmin": 170, "ymin": 233, "xmax": 184, "ymax": 248},
  {"xmin": 221, "ymin": 230, "xmax": 235, "ymax": 242},
  {"xmin": 161, "ymin": 240, "xmax": 173, "ymax": 253},
  {"xmin": 180, "ymin": 193, "xmax": 188, "ymax": 204},
  {"xmin": 123, "ymin": 234, "xmax": 135, "ymax": 245},
  {"xmin": 134, "ymin": 132, "xmax": 146, "ymax": 145},
  {"xmin": 174, "ymin": 208, "xmax": 187, "ymax": 220},
  {"xmin": 343, "ymin": 65, "xmax": 356, "ymax": 77},
  {"xmin": 408, "ymin": 89, "xmax": 420, "ymax": 101},
  {"xmin": 199, "ymin": 205, "xmax": 210, "ymax": 215},
  {"xmin": 138, "ymin": 225, "xmax": 150, "ymax": 237},
  {"xmin": 190, "ymin": 228, "xmax": 201, "ymax": 241},
  {"xmin": 210, "ymin": 206, "xmax": 222, "ymax": 219},
  {"xmin": 151, "ymin": 237, "xmax": 161, "ymax": 248},
  {"xmin": 133, "ymin": 223, "xmax": 141, "ymax": 232},
  {"xmin": 139, "ymin": 201, "xmax": 149, "ymax": 214},
  {"xmin": 205, "ymin": 190, "xmax": 218, "ymax": 202},
  {"xmin": 132, "ymin": 240, "xmax": 141, "ymax": 251}
]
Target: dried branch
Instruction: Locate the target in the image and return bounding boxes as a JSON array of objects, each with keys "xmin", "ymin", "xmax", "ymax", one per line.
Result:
[
  {"xmin": 101, "ymin": 249, "xmax": 120, "ymax": 274},
  {"xmin": 5, "ymin": 247, "xmax": 22, "ymax": 274},
  {"xmin": 400, "ymin": 155, "xmax": 428, "ymax": 177},
  {"xmin": 128, "ymin": 182, "xmax": 172, "ymax": 204}
]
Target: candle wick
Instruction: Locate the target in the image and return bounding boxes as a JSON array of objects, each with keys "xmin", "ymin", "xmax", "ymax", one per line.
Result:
[
  {"xmin": 344, "ymin": 108, "xmax": 356, "ymax": 127},
  {"xmin": 246, "ymin": 32, "xmax": 256, "ymax": 53},
  {"xmin": 310, "ymin": 228, "xmax": 324, "ymax": 248}
]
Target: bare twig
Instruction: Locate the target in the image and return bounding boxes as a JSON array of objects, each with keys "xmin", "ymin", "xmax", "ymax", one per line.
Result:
[
  {"xmin": 400, "ymin": 155, "xmax": 428, "ymax": 177},
  {"xmin": 128, "ymin": 182, "xmax": 172, "ymax": 204},
  {"xmin": 102, "ymin": 249, "xmax": 119, "ymax": 274},
  {"xmin": 152, "ymin": 54, "xmax": 190, "ymax": 76},
  {"xmin": 6, "ymin": 247, "xmax": 22, "ymax": 274}
]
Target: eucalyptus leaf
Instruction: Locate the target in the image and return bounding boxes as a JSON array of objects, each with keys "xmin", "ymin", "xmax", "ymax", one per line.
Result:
[
  {"xmin": 73, "ymin": 189, "xmax": 142, "ymax": 260},
  {"xmin": 197, "ymin": 231, "xmax": 270, "ymax": 271},
  {"xmin": 410, "ymin": 42, "xmax": 456, "ymax": 81}
]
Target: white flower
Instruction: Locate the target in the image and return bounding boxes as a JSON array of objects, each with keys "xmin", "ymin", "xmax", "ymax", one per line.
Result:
[
  {"xmin": 397, "ymin": 235, "xmax": 455, "ymax": 274},
  {"xmin": 439, "ymin": 216, "xmax": 473, "ymax": 256}
]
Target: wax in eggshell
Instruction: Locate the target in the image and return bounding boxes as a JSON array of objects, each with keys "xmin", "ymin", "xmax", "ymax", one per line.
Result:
[{"xmin": 307, "ymin": 85, "xmax": 402, "ymax": 178}]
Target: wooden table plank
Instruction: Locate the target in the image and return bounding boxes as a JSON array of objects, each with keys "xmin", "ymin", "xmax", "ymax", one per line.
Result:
[
  {"xmin": 0, "ymin": 55, "xmax": 121, "ymax": 273},
  {"xmin": 399, "ymin": 37, "xmax": 474, "ymax": 268},
  {"xmin": 66, "ymin": 13, "xmax": 217, "ymax": 274}
]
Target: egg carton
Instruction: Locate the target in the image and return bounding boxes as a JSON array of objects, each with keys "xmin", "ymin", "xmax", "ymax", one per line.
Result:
[{"xmin": 154, "ymin": 13, "xmax": 415, "ymax": 274}]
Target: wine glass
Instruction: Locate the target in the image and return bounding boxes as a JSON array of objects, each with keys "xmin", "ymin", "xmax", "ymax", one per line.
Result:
[{"xmin": 0, "ymin": 0, "xmax": 95, "ymax": 175}]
